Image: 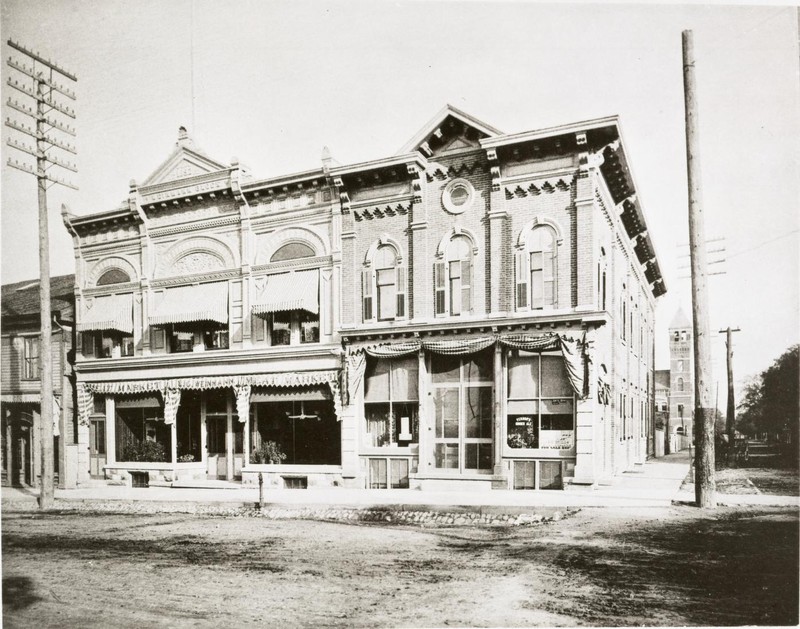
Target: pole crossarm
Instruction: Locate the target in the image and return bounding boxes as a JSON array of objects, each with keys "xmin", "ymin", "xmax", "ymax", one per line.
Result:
[
  {"xmin": 6, "ymin": 57, "xmax": 76, "ymax": 99},
  {"xmin": 8, "ymin": 39, "xmax": 78, "ymax": 81},
  {"xmin": 5, "ymin": 158, "xmax": 78, "ymax": 189},
  {"xmin": 6, "ymin": 79, "xmax": 76, "ymax": 119},
  {"xmin": 43, "ymin": 116, "xmax": 76, "ymax": 137}
]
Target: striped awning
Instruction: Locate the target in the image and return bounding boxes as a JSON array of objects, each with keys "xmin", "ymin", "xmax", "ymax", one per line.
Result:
[
  {"xmin": 252, "ymin": 269, "xmax": 319, "ymax": 316},
  {"xmin": 150, "ymin": 282, "xmax": 228, "ymax": 325},
  {"xmin": 78, "ymin": 293, "xmax": 134, "ymax": 335}
]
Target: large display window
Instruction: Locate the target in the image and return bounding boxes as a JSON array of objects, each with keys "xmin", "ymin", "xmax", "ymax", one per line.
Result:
[
  {"xmin": 506, "ymin": 351, "xmax": 574, "ymax": 451},
  {"xmin": 430, "ymin": 349, "xmax": 493, "ymax": 472},
  {"xmin": 363, "ymin": 355, "xmax": 419, "ymax": 448}
]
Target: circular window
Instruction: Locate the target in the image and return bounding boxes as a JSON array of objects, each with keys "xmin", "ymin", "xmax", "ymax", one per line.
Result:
[{"xmin": 442, "ymin": 178, "xmax": 474, "ymax": 214}]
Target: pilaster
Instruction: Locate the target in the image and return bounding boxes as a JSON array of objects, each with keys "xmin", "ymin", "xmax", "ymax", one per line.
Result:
[{"xmin": 572, "ymin": 328, "xmax": 597, "ymax": 485}]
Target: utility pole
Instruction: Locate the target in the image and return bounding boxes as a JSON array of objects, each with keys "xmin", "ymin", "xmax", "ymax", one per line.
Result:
[
  {"xmin": 719, "ymin": 327, "xmax": 741, "ymax": 466},
  {"xmin": 682, "ymin": 30, "xmax": 716, "ymax": 508},
  {"xmin": 5, "ymin": 40, "xmax": 77, "ymax": 510}
]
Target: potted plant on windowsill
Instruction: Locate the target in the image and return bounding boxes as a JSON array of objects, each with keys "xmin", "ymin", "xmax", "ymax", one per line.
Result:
[{"xmin": 251, "ymin": 441, "xmax": 287, "ymax": 465}]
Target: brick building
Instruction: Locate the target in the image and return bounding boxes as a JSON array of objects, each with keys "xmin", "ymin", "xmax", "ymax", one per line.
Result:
[
  {"xmin": 64, "ymin": 106, "xmax": 664, "ymax": 490},
  {"xmin": 667, "ymin": 307, "xmax": 694, "ymax": 439}
]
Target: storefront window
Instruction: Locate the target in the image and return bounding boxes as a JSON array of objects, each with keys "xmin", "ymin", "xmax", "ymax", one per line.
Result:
[
  {"xmin": 253, "ymin": 397, "xmax": 340, "ymax": 465},
  {"xmin": 364, "ymin": 355, "xmax": 418, "ymax": 448},
  {"xmin": 506, "ymin": 352, "xmax": 574, "ymax": 450},
  {"xmin": 431, "ymin": 349, "xmax": 493, "ymax": 472},
  {"xmin": 115, "ymin": 400, "xmax": 170, "ymax": 462}
]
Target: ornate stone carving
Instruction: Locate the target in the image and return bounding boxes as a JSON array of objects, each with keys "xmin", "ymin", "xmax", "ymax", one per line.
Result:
[{"xmin": 172, "ymin": 252, "xmax": 225, "ymax": 275}]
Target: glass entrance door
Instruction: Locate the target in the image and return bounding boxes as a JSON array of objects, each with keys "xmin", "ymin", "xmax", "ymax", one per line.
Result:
[{"xmin": 431, "ymin": 351, "xmax": 493, "ymax": 473}]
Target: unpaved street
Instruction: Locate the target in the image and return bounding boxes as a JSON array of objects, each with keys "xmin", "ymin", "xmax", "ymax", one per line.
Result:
[{"xmin": 2, "ymin": 505, "xmax": 797, "ymax": 627}]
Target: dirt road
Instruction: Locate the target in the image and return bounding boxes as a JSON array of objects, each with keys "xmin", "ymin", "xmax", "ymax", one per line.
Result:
[{"xmin": 3, "ymin": 504, "xmax": 797, "ymax": 627}]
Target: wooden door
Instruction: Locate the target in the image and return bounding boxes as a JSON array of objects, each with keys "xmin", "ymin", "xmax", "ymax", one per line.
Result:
[{"xmin": 206, "ymin": 415, "xmax": 227, "ymax": 479}]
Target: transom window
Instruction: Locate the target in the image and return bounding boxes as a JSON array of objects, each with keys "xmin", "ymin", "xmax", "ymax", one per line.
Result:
[
  {"xmin": 506, "ymin": 351, "xmax": 575, "ymax": 451},
  {"xmin": 516, "ymin": 225, "xmax": 557, "ymax": 310},
  {"xmin": 271, "ymin": 242, "xmax": 315, "ymax": 262},
  {"xmin": 434, "ymin": 235, "xmax": 473, "ymax": 316},
  {"xmin": 96, "ymin": 268, "xmax": 131, "ymax": 286}
]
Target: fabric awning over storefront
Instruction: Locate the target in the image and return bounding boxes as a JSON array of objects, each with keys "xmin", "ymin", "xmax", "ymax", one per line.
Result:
[
  {"xmin": 251, "ymin": 269, "xmax": 319, "ymax": 316},
  {"xmin": 251, "ymin": 385, "xmax": 331, "ymax": 403},
  {"xmin": 75, "ymin": 370, "xmax": 342, "ymax": 426},
  {"xmin": 150, "ymin": 282, "xmax": 228, "ymax": 325},
  {"xmin": 345, "ymin": 333, "xmax": 587, "ymax": 403},
  {"xmin": 78, "ymin": 293, "xmax": 134, "ymax": 335}
]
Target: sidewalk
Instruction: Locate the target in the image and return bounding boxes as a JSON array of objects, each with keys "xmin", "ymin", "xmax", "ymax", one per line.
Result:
[{"xmin": 2, "ymin": 451, "xmax": 700, "ymax": 512}]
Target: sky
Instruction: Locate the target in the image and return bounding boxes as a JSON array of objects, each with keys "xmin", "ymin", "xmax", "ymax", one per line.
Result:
[{"xmin": 1, "ymin": 0, "xmax": 798, "ymax": 398}]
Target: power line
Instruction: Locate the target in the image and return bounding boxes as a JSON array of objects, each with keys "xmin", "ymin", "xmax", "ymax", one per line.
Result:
[{"xmin": 727, "ymin": 229, "xmax": 799, "ymax": 259}]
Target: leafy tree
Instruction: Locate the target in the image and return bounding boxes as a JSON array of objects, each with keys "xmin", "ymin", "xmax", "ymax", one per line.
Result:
[{"xmin": 737, "ymin": 345, "xmax": 799, "ymax": 445}]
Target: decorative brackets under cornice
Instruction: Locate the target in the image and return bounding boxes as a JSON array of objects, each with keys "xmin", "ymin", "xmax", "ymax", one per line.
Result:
[{"xmin": 486, "ymin": 148, "xmax": 500, "ymax": 191}]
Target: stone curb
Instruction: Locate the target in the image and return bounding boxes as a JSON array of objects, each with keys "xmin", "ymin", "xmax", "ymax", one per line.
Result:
[{"xmin": 2, "ymin": 498, "xmax": 571, "ymax": 527}]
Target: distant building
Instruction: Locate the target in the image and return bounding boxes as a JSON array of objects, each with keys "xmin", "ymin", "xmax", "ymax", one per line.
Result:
[
  {"xmin": 1, "ymin": 275, "xmax": 82, "ymax": 487},
  {"xmin": 63, "ymin": 107, "xmax": 666, "ymax": 491},
  {"xmin": 668, "ymin": 308, "xmax": 694, "ymax": 438},
  {"xmin": 654, "ymin": 369, "xmax": 670, "ymax": 429}
]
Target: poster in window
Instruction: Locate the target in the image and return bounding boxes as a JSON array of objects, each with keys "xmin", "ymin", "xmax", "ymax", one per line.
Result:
[{"xmin": 539, "ymin": 430, "xmax": 574, "ymax": 449}]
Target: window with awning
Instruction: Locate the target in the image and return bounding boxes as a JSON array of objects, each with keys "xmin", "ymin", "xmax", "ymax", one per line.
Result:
[
  {"xmin": 251, "ymin": 269, "xmax": 319, "ymax": 316},
  {"xmin": 78, "ymin": 294, "xmax": 134, "ymax": 335},
  {"xmin": 150, "ymin": 282, "xmax": 229, "ymax": 325},
  {"xmin": 252, "ymin": 270, "xmax": 320, "ymax": 346}
]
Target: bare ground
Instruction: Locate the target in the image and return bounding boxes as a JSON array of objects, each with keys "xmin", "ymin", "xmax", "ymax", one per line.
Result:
[{"xmin": 2, "ymin": 504, "xmax": 797, "ymax": 628}]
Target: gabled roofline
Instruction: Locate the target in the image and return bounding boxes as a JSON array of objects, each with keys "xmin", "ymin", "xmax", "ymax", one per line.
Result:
[
  {"xmin": 398, "ymin": 104, "xmax": 502, "ymax": 154},
  {"xmin": 480, "ymin": 115, "xmax": 620, "ymax": 149}
]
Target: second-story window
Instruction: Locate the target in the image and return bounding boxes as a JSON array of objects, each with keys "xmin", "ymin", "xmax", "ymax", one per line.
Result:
[
  {"xmin": 82, "ymin": 331, "xmax": 134, "ymax": 359},
  {"xmin": 362, "ymin": 244, "xmax": 406, "ymax": 323},
  {"xmin": 150, "ymin": 282, "xmax": 229, "ymax": 354},
  {"xmin": 252, "ymin": 265, "xmax": 320, "ymax": 346},
  {"xmin": 516, "ymin": 226, "xmax": 557, "ymax": 311},
  {"xmin": 78, "ymin": 293, "xmax": 135, "ymax": 359},
  {"xmin": 435, "ymin": 235, "xmax": 472, "ymax": 316},
  {"xmin": 22, "ymin": 336, "xmax": 40, "ymax": 380}
]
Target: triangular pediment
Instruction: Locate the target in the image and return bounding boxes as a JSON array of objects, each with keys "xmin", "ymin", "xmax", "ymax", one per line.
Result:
[
  {"xmin": 399, "ymin": 105, "xmax": 502, "ymax": 156},
  {"xmin": 141, "ymin": 128, "xmax": 228, "ymax": 187}
]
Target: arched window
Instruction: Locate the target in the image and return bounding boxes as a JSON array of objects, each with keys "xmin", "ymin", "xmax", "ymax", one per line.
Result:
[
  {"xmin": 271, "ymin": 242, "xmax": 315, "ymax": 262},
  {"xmin": 97, "ymin": 268, "xmax": 131, "ymax": 286},
  {"xmin": 677, "ymin": 377, "xmax": 684, "ymax": 392},
  {"xmin": 362, "ymin": 243, "xmax": 406, "ymax": 322},
  {"xmin": 516, "ymin": 226, "xmax": 556, "ymax": 310},
  {"xmin": 435, "ymin": 235, "xmax": 472, "ymax": 316}
]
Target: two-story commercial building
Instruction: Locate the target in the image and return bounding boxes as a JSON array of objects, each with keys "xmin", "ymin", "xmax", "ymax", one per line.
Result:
[
  {"xmin": 65, "ymin": 106, "xmax": 664, "ymax": 491},
  {"xmin": 1, "ymin": 274, "xmax": 79, "ymax": 487}
]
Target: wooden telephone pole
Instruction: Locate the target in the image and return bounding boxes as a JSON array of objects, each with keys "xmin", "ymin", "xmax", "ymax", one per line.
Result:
[
  {"xmin": 682, "ymin": 30, "xmax": 716, "ymax": 508},
  {"xmin": 720, "ymin": 327, "xmax": 741, "ymax": 465},
  {"xmin": 5, "ymin": 40, "xmax": 77, "ymax": 509}
]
